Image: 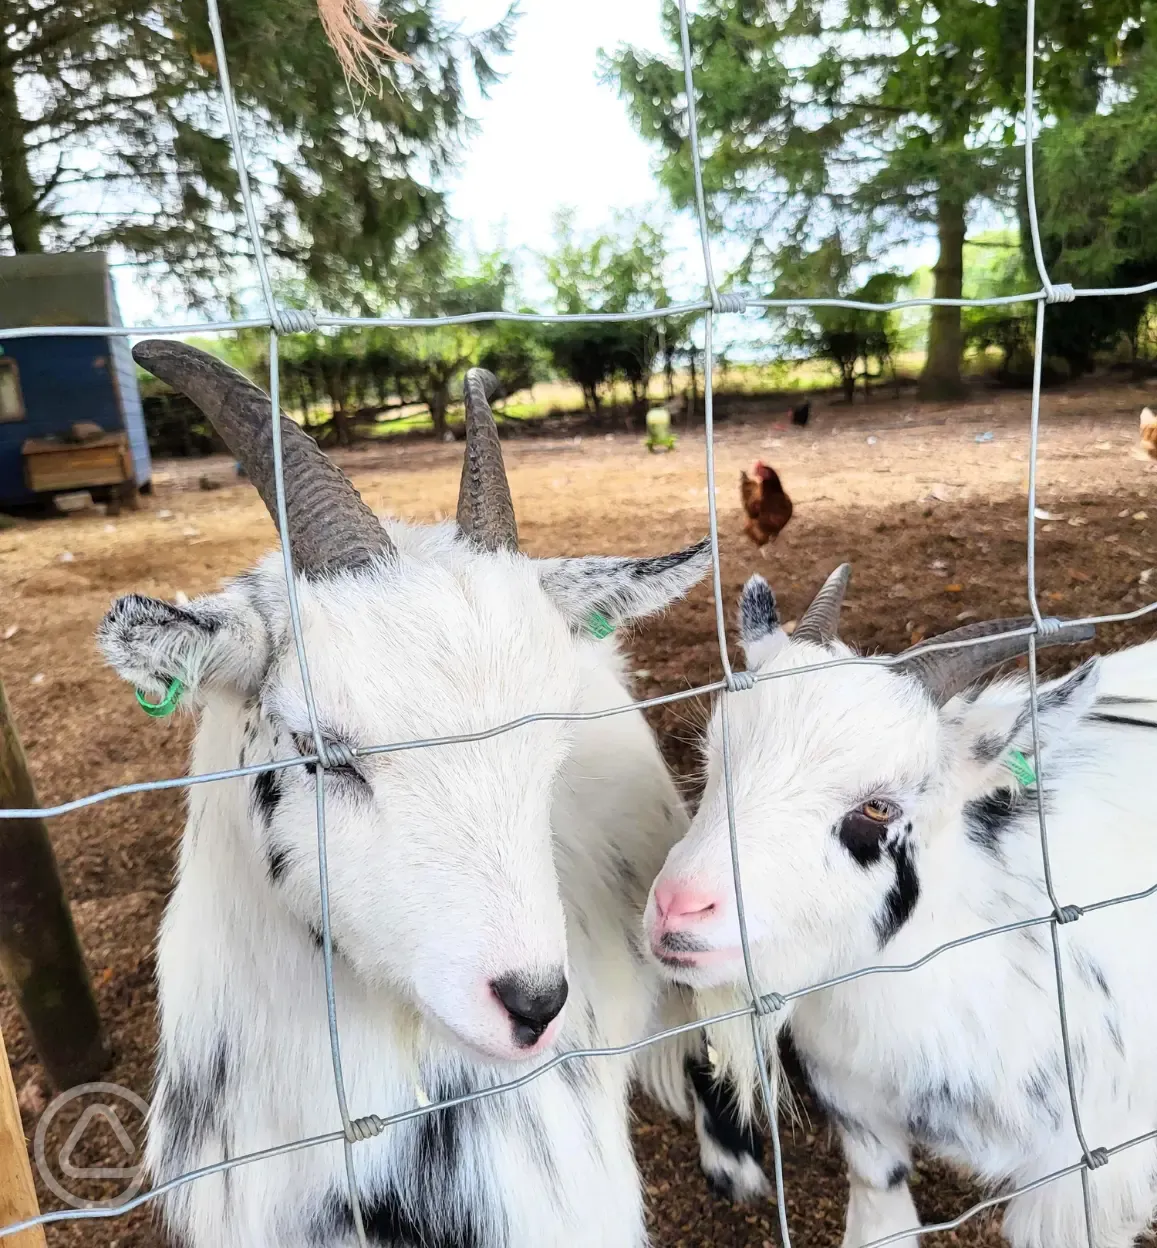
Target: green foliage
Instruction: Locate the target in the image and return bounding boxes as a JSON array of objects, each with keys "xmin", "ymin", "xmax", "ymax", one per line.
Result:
[
  {"xmin": 1, "ymin": 0, "xmax": 514, "ymax": 307},
  {"xmin": 768, "ymin": 235, "xmax": 905, "ymax": 400},
  {"xmin": 959, "ymin": 232, "xmax": 1036, "ymax": 378},
  {"xmin": 541, "ymin": 213, "xmax": 693, "ymax": 412},
  {"xmin": 478, "ymin": 321, "xmax": 549, "ymax": 398},
  {"xmin": 1024, "ymin": 30, "xmax": 1157, "ymax": 373},
  {"xmin": 606, "ymin": 0, "xmax": 1144, "ymax": 388}
]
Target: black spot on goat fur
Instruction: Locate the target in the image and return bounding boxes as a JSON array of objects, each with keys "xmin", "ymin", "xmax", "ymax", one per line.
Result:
[
  {"xmin": 885, "ymin": 1163, "xmax": 910, "ymax": 1190},
  {"xmin": 805, "ymin": 1083, "xmax": 876, "ymax": 1143},
  {"xmin": 267, "ymin": 843, "xmax": 290, "ymax": 884},
  {"xmin": 971, "ymin": 733, "xmax": 1008, "ymax": 764},
  {"xmin": 306, "ymin": 922, "xmax": 351, "ymax": 966},
  {"xmin": 610, "ymin": 851, "xmax": 644, "ymax": 911},
  {"xmin": 314, "ymin": 1070, "xmax": 525, "ymax": 1247},
  {"xmin": 964, "ymin": 787, "xmax": 1034, "ymax": 857},
  {"xmin": 252, "ymin": 767, "xmax": 281, "ymax": 825},
  {"xmin": 1024, "ymin": 1066, "xmax": 1064, "ymax": 1131},
  {"xmin": 1107, "ymin": 1016, "xmax": 1126, "ymax": 1058},
  {"xmin": 907, "ymin": 1080, "xmax": 974, "ymax": 1149},
  {"xmin": 319, "ymin": 1190, "xmax": 487, "ymax": 1248},
  {"xmin": 686, "ymin": 1049, "xmax": 764, "ymax": 1165},
  {"xmin": 874, "ymin": 838, "xmax": 920, "ymax": 947},
  {"xmin": 1090, "ymin": 712, "xmax": 1157, "ymax": 731},
  {"xmin": 1074, "ymin": 951, "xmax": 1112, "ymax": 1000},
  {"xmin": 155, "ymin": 1035, "xmax": 229, "ymax": 1177}
]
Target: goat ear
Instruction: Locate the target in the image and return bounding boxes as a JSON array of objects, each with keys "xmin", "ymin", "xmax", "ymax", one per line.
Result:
[
  {"xmin": 961, "ymin": 658, "xmax": 1101, "ymax": 777},
  {"xmin": 97, "ymin": 589, "xmax": 269, "ymax": 705},
  {"xmin": 1006, "ymin": 657, "xmax": 1101, "ymax": 757},
  {"xmin": 535, "ymin": 538, "xmax": 712, "ymax": 632},
  {"xmin": 738, "ymin": 574, "xmax": 787, "ymax": 667}
]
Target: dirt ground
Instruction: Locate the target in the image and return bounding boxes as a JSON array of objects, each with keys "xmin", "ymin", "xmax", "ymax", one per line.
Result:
[{"xmin": 1, "ymin": 378, "xmax": 1155, "ymax": 1247}]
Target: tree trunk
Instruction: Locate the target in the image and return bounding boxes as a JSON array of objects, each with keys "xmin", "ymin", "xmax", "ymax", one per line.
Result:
[
  {"xmin": 919, "ymin": 195, "xmax": 967, "ymax": 400},
  {"xmin": 687, "ymin": 351, "xmax": 698, "ymax": 425},
  {"xmin": 0, "ymin": 677, "xmax": 108, "ymax": 1090},
  {"xmin": 428, "ymin": 389, "xmax": 449, "ymax": 439},
  {"xmin": 0, "ymin": 59, "xmax": 43, "ymax": 253}
]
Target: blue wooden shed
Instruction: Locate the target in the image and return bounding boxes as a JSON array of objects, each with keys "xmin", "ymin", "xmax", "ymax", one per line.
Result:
[{"xmin": 0, "ymin": 252, "xmax": 152, "ymax": 510}]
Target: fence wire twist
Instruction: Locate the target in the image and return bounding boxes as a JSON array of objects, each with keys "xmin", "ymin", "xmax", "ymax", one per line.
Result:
[{"xmin": 2, "ymin": 0, "xmax": 1157, "ymax": 1242}]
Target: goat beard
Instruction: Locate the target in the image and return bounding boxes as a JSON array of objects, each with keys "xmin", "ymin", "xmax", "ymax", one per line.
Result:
[{"xmin": 696, "ymin": 984, "xmax": 790, "ymax": 1128}]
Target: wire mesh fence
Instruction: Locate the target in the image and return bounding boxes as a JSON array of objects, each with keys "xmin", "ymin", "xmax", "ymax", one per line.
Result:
[{"xmin": 1, "ymin": 0, "xmax": 1156, "ymax": 1242}]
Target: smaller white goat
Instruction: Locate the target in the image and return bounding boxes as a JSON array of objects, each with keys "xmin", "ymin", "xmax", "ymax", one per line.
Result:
[{"xmin": 646, "ymin": 565, "xmax": 1157, "ymax": 1248}]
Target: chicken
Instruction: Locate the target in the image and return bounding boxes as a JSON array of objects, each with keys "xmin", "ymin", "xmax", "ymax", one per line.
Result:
[
  {"xmin": 789, "ymin": 400, "xmax": 810, "ymax": 427},
  {"xmin": 1141, "ymin": 407, "xmax": 1157, "ymax": 460},
  {"xmin": 740, "ymin": 461, "xmax": 793, "ymax": 556}
]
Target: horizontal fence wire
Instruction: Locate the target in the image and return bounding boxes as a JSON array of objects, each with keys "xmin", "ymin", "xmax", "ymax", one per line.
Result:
[
  {"xmin": 1, "ymin": 0, "xmax": 1156, "ymax": 1240},
  {"xmin": 10, "ymin": 281, "xmax": 1157, "ymax": 342}
]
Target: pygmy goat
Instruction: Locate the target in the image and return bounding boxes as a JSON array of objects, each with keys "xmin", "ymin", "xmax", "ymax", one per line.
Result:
[
  {"xmin": 647, "ymin": 565, "xmax": 1157, "ymax": 1248},
  {"xmin": 98, "ymin": 344, "xmax": 766, "ymax": 1247}
]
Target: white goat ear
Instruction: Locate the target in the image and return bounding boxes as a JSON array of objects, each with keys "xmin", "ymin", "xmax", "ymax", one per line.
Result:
[
  {"xmin": 535, "ymin": 538, "xmax": 712, "ymax": 632},
  {"xmin": 97, "ymin": 590, "xmax": 269, "ymax": 705},
  {"xmin": 738, "ymin": 574, "xmax": 787, "ymax": 667},
  {"xmin": 1006, "ymin": 657, "xmax": 1101, "ymax": 756},
  {"xmin": 965, "ymin": 658, "xmax": 1101, "ymax": 773}
]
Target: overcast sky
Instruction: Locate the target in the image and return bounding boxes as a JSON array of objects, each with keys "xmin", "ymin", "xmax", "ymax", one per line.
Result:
[
  {"xmin": 114, "ymin": 0, "xmax": 732, "ymax": 327},
  {"xmin": 113, "ymin": 0, "xmax": 937, "ymax": 341}
]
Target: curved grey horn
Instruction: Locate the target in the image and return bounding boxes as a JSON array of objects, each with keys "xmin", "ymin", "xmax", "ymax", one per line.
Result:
[
  {"xmin": 894, "ymin": 616, "xmax": 1095, "ymax": 706},
  {"xmin": 456, "ymin": 368, "xmax": 518, "ymax": 552},
  {"xmin": 792, "ymin": 563, "xmax": 851, "ymax": 646},
  {"xmin": 131, "ymin": 340, "xmax": 394, "ymax": 575}
]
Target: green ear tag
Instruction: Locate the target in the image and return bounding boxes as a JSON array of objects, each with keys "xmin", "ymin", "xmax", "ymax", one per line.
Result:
[
  {"xmin": 1006, "ymin": 748, "xmax": 1037, "ymax": 788},
  {"xmin": 136, "ymin": 677, "xmax": 184, "ymax": 718},
  {"xmin": 586, "ymin": 611, "xmax": 615, "ymax": 640}
]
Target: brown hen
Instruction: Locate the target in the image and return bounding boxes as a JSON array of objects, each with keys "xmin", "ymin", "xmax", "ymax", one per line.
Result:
[{"xmin": 740, "ymin": 462, "xmax": 793, "ymax": 556}]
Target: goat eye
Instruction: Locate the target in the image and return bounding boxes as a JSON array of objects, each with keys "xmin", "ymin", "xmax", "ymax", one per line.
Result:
[
  {"xmin": 861, "ymin": 799, "xmax": 896, "ymax": 823},
  {"xmin": 838, "ymin": 810, "xmax": 888, "ymax": 865}
]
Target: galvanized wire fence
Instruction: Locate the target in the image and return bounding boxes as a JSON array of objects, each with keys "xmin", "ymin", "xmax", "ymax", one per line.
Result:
[{"xmin": 2, "ymin": 0, "xmax": 1157, "ymax": 1242}]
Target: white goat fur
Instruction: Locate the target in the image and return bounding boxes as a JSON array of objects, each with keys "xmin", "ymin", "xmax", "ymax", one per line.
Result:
[
  {"xmin": 99, "ymin": 519, "xmax": 748, "ymax": 1248},
  {"xmin": 651, "ymin": 575, "xmax": 1157, "ymax": 1248}
]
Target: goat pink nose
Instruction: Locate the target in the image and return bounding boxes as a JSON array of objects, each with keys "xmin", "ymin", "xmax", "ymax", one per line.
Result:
[{"xmin": 654, "ymin": 882, "xmax": 718, "ymax": 925}]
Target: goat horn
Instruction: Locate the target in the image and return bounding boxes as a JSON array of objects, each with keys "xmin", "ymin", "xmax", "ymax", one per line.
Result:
[
  {"xmin": 894, "ymin": 616, "xmax": 1095, "ymax": 706},
  {"xmin": 131, "ymin": 340, "xmax": 395, "ymax": 574},
  {"xmin": 792, "ymin": 563, "xmax": 851, "ymax": 646},
  {"xmin": 456, "ymin": 368, "xmax": 518, "ymax": 553}
]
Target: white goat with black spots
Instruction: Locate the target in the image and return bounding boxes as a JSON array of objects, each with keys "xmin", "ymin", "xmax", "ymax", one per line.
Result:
[
  {"xmin": 98, "ymin": 343, "xmax": 767, "ymax": 1248},
  {"xmin": 645, "ymin": 564, "xmax": 1157, "ymax": 1248}
]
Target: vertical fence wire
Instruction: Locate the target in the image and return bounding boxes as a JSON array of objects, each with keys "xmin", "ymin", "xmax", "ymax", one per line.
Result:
[
  {"xmin": 675, "ymin": 4, "xmax": 792, "ymax": 1244},
  {"xmin": 1021, "ymin": 0, "xmax": 1104, "ymax": 1239},
  {"xmin": 1, "ymin": 0, "xmax": 1156, "ymax": 1241},
  {"xmin": 203, "ymin": 1, "xmax": 370, "ymax": 1239}
]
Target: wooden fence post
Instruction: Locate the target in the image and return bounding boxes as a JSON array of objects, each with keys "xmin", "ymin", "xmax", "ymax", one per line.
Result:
[
  {"xmin": 0, "ymin": 674, "xmax": 108, "ymax": 1090},
  {"xmin": 0, "ymin": 1023, "xmax": 47, "ymax": 1246}
]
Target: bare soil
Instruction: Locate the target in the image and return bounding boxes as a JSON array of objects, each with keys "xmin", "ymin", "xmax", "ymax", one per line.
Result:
[{"xmin": 2, "ymin": 378, "xmax": 1155, "ymax": 1247}]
